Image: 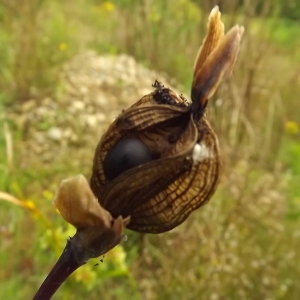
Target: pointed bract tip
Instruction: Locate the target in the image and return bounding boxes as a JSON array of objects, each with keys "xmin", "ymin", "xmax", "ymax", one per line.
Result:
[
  {"xmin": 211, "ymin": 5, "xmax": 220, "ymax": 13},
  {"xmin": 209, "ymin": 6, "xmax": 221, "ymax": 19}
]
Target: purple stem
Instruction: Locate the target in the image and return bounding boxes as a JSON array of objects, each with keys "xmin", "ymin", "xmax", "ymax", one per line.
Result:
[{"xmin": 32, "ymin": 237, "xmax": 86, "ymax": 300}]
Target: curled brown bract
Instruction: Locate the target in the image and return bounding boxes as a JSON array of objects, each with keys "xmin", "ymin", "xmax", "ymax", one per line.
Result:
[
  {"xmin": 192, "ymin": 6, "xmax": 244, "ymax": 107},
  {"xmin": 53, "ymin": 175, "xmax": 130, "ymax": 258},
  {"xmin": 53, "ymin": 175, "xmax": 112, "ymax": 229},
  {"xmin": 193, "ymin": 6, "xmax": 224, "ymax": 76},
  {"xmin": 90, "ymin": 7, "xmax": 244, "ymax": 234}
]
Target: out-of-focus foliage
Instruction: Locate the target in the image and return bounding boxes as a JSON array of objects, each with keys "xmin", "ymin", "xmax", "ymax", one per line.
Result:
[
  {"xmin": 0, "ymin": 0, "xmax": 300, "ymax": 299},
  {"xmin": 193, "ymin": 0, "xmax": 300, "ymax": 20},
  {"xmin": 0, "ymin": 0, "xmax": 76, "ymax": 102}
]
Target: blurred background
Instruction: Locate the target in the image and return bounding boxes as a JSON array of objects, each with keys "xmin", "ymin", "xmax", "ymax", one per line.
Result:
[{"xmin": 0, "ymin": 0, "xmax": 300, "ymax": 299}]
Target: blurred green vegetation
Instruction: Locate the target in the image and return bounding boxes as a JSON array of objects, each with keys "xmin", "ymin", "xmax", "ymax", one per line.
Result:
[{"xmin": 0, "ymin": 0, "xmax": 300, "ymax": 299}]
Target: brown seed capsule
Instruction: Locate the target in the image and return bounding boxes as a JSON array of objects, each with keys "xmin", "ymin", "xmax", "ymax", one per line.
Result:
[{"xmin": 90, "ymin": 6, "xmax": 244, "ymax": 233}]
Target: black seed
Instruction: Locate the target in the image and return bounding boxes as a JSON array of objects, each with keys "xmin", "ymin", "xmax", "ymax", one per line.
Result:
[{"xmin": 103, "ymin": 138, "xmax": 153, "ymax": 180}]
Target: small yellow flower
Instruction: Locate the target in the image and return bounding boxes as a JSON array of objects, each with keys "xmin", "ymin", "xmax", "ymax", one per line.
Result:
[
  {"xmin": 285, "ymin": 121, "xmax": 299, "ymax": 135},
  {"xmin": 73, "ymin": 264, "xmax": 97, "ymax": 289},
  {"xmin": 25, "ymin": 200, "xmax": 36, "ymax": 209},
  {"xmin": 102, "ymin": 1, "xmax": 115, "ymax": 12},
  {"xmin": 106, "ymin": 245, "xmax": 127, "ymax": 269},
  {"xmin": 149, "ymin": 12, "xmax": 161, "ymax": 23},
  {"xmin": 59, "ymin": 43, "xmax": 67, "ymax": 51},
  {"xmin": 43, "ymin": 189, "xmax": 54, "ymax": 201}
]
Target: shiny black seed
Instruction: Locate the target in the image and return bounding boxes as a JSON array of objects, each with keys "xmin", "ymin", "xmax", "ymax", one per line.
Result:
[{"xmin": 103, "ymin": 138, "xmax": 153, "ymax": 180}]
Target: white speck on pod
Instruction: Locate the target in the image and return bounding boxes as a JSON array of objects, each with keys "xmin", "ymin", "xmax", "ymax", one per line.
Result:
[{"xmin": 192, "ymin": 143, "xmax": 212, "ymax": 162}]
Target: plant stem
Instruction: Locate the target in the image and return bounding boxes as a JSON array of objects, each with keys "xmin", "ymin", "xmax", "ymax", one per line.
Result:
[{"xmin": 32, "ymin": 237, "xmax": 86, "ymax": 300}]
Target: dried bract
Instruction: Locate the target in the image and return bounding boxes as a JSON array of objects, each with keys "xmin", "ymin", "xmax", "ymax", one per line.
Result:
[
  {"xmin": 53, "ymin": 175, "xmax": 130, "ymax": 258},
  {"xmin": 53, "ymin": 175, "xmax": 112, "ymax": 229}
]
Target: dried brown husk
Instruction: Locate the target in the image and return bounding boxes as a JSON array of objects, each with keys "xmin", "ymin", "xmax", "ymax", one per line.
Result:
[{"xmin": 90, "ymin": 6, "xmax": 244, "ymax": 233}]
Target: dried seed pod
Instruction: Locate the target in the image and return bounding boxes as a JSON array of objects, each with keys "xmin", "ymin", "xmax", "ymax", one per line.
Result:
[{"xmin": 90, "ymin": 6, "xmax": 244, "ymax": 233}]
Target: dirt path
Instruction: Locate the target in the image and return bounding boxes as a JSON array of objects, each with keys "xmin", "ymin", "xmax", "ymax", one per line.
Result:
[{"xmin": 9, "ymin": 52, "xmax": 181, "ymax": 177}]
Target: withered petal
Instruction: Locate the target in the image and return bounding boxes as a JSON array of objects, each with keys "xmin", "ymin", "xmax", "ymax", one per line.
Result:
[
  {"xmin": 193, "ymin": 6, "xmax": 224, "ymax": 76},
  {"xmin": 192, "ymin": 24, "xmax": 244, "ymax": 107},
  {"xmin": 53, "ymin": 175, "xmax": 112, "ymax": 229}
]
